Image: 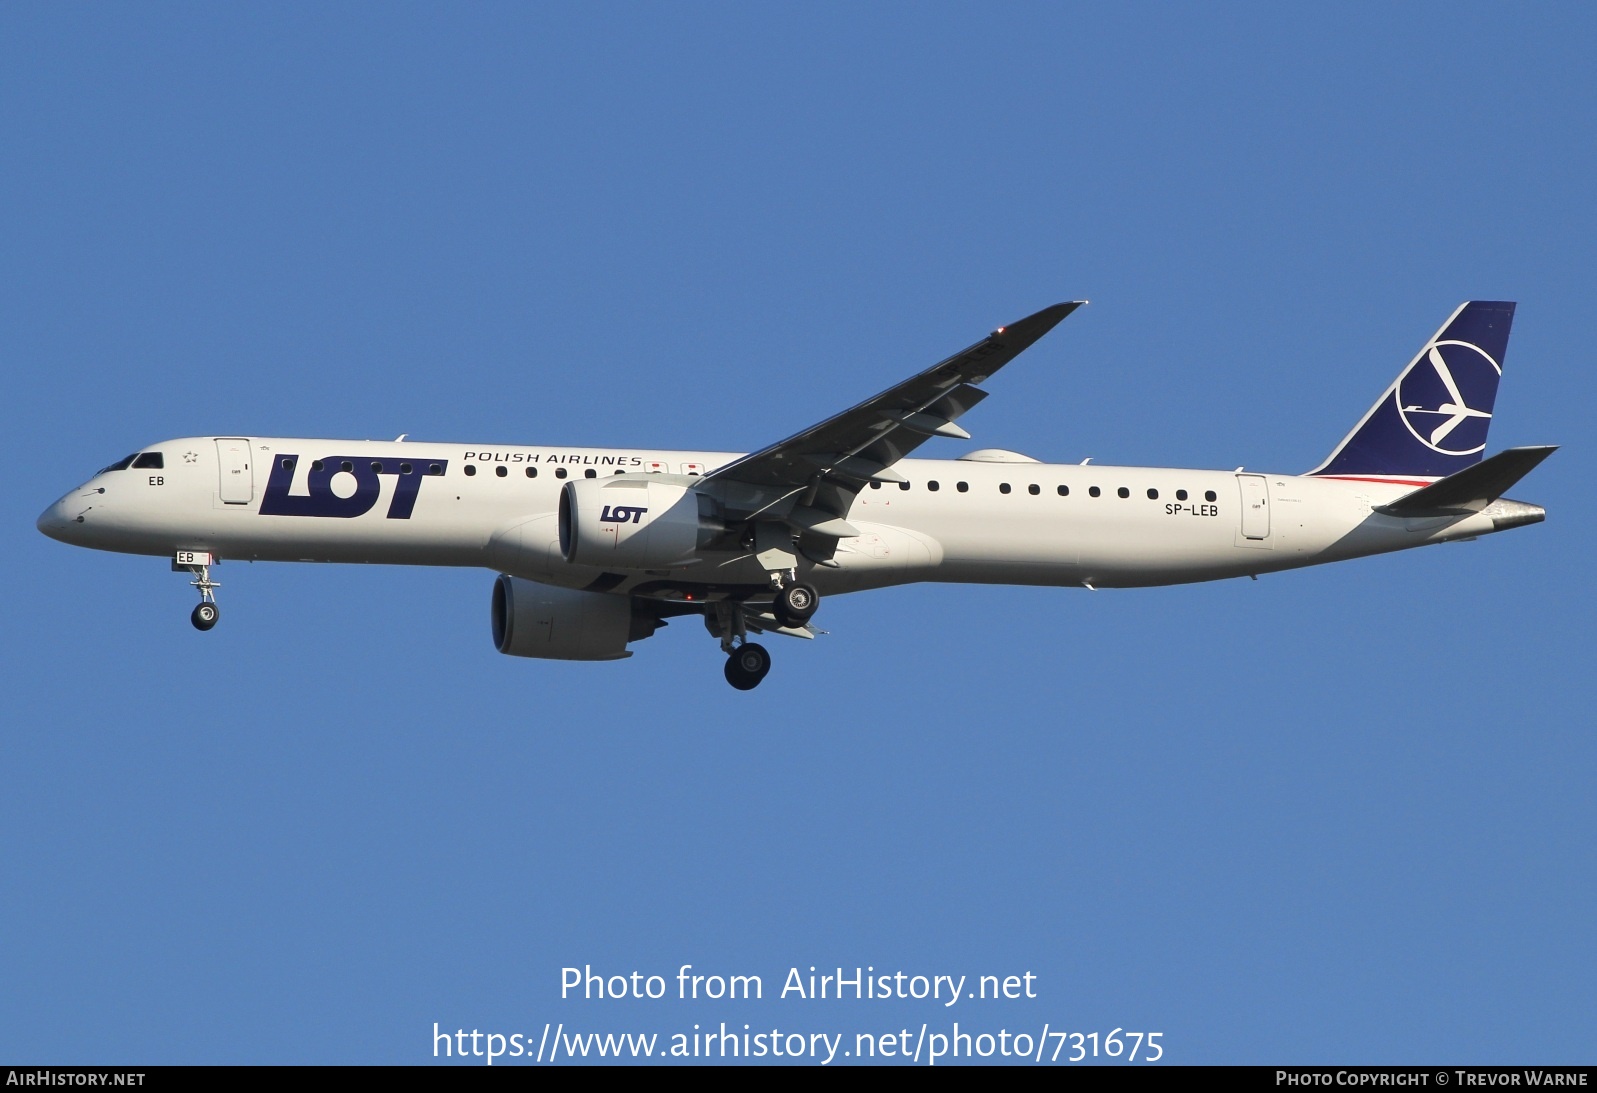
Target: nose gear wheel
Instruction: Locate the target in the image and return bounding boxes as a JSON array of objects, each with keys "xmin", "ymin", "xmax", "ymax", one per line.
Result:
[{"xmin": 179, "ymin": 555, "xmax": 221, "ymax": 631}]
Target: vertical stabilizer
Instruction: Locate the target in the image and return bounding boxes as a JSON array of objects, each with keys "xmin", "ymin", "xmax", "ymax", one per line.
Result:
[{"xmin": 1309, "ymin": 302, "xmax": 1515, "ymax": 480}]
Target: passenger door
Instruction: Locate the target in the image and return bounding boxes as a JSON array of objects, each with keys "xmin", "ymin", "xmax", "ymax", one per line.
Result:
[
  {"xmin": 215, "ymin": 438, "xmax": 254, "ymax": 504},
  {"xmin": 1237, "ymin": 473, "xmax": 1270, "ymax": 541}
]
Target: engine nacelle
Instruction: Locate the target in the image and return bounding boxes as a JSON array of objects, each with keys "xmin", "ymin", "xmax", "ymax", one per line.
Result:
[
  {"xmin": 491, "ymin": 575, "xmax": 659, "ymax": 661},
  {"xmin": 558, "ymin": 477, "xmax": 721, "ymax": 570}
]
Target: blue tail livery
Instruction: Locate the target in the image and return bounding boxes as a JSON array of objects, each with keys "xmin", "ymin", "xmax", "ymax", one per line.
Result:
[{"xmin": 1309, "ymin": 301, "xmax": 1515, "ymax": 482}]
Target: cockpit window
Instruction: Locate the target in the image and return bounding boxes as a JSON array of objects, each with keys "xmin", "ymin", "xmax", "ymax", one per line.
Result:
[
  {"xmin": 98, "ymin": 454, "xmax": 138, "ymax": 474},
  {"xmin": 132, "ymin": 452, "xmax": 164, "ymax": 469}
]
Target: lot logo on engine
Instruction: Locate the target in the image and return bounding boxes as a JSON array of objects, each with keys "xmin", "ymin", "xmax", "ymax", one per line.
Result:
[{"xmin": 599, "ymin": 505, "xmax": 648, "ymax": 525}]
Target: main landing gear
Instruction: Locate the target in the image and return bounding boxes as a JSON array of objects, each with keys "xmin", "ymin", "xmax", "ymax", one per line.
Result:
[
  {"xmin": 771, "ymin": 581, "xmax": 819, "ymax": 629},
  {"xmin": 724, "ymin": 642, "xmax": 770, "ymax": 691},
  {"xmin": 707, "ymin": 601, "xmax": 768, "ymax": 690},
  {"xmin": 176, "ymin": 551, "xmax": 221, "ymax": 631},
  {"xmin": 704, "ymin": 577, "xmax": 823, "ymax": 690}
]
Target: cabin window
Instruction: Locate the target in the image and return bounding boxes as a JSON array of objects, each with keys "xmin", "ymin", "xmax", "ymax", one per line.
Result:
[
  {"xmin": 584, "ymin": 469, "xmax": 596, "ymax": 478},
  {"xmin": 956, "ymin": 482, "xmax": 968, "ymax": 493},
  {"xmin": 371, "ymin": 461, "xmax": 383, "ymax": 473},
  {"xmin": 496, "ymin": 465, "xmax": 508, "ymax": 477},
  {"xmin": 428, "ymin": 463, "xmax": 443, "ymax": 476},
  {"xmin": 311, "ymin": 460, "xmax": 325, "ymax": 472},
  {"xmin": 927, "ymin": 480, "xmax": 940, "ymax": 492},
  {"xmin": 279, "ymin": 458, "xmax": 294, "ymax": 471},
  {"xmin": 1057, "ymin": 485, "xmax": 1069, "ymax": 496},
  {"xmin": 1176, "ymin": 489, "xmax": 1188, "ymax": 501},
  {"xmin": 1147, "ymin": 488, "xmax": 1158, "ymax": 500},
  {"xmin": 1117, "ymin": 487, "xmax": 1130, "ymax": 498},
  {"xmin": 555, "ymin": 468, "xmax": 568, "ymax": 479},
  {"xmin": 870, "ymin": 481, "xmax": 882, "ymax": 490},
  {"xmin": 340, "ymin": 461, "xmax": 353, "ymax": 473},
  {"xmin": 132, "ymin": 452, "xmax": 164, "ymax": 470},
  {"xmin": 1028, "ymin": 484, "xmax": 1040, "ymax": 495},
  {"xmin": 999, "ymin": 483, "xmax": 1011, "ymax": 494},
  {"xmin": 1205, "ymin": 490, "xmax": 1217, "ymax": 502},
  {"xmin": 1089, "ymin": 486, "xmax": 1101, "ymax": 497},
  {"xmin": 464, "ymin": 465, "xmax": 477, "ymax": 476},
  {"xmin": 400, "ymin": 463, "xmax": 413, "ymax": 475},
  {"xmin": 899, "ymin": 480, "xmax": 911, "ymax": 491},
  {"xmin": 525, "ymin": 467, "xmax": 537, "ymax": 478}
]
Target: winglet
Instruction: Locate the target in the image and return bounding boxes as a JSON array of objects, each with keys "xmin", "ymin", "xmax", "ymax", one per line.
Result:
[{"xmin": 968, "ymin": 302, "xmax": 1084, "ymax": 382}]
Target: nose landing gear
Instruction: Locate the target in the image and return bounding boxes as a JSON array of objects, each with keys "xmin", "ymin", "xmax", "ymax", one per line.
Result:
[{"xmin": 175, "ymin": 551, "xmax": 221, "ymax": 631}]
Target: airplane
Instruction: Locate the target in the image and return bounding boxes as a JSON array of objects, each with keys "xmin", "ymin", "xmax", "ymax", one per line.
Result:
[{"xmin": 37, "ymin": 300, "xmax": 1554, "ymax": 690}]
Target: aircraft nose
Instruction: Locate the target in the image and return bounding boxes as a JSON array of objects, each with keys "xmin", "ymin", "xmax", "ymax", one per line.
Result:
[{"xmin": 36, "ymin": 495, "xmax": 78, "ymax": 543}]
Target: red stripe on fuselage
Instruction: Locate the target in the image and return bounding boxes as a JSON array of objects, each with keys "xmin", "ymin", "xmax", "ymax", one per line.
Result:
[{"xmin": 1312, "ymin": 475, "xmax": 1437, "ymax": 487}]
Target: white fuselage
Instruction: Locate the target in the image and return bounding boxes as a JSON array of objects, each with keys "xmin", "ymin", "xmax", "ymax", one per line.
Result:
[{"xmin": 37, "ymin": 436, "xmax": 1523, "ymax": 597}]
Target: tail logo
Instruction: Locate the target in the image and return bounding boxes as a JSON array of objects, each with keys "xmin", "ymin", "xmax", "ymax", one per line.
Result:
[{"xmin": 1396, "ymin": 340, "xmax": 1500, "ymax": 456}]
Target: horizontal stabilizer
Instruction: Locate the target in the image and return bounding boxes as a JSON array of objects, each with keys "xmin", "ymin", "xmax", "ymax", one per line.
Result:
[{"xmin": 1376, "ymin": 446, "xmax": 1557, "ymax": 516}]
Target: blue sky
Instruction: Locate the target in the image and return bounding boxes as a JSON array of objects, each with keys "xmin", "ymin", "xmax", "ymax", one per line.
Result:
[{"xmin": 3, "ymin": 2, "xmax": 1593, "ymax": 1065}]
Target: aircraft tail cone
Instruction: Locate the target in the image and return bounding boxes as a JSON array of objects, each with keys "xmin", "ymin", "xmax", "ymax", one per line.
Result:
[{"xmin": 1483, "ymin": 498, "xmax": 1545, "ymax": 531}]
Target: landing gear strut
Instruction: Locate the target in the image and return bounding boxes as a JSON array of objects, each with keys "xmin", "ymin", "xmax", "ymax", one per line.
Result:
[
  {"xmin": 704, "ymin": 576, "xmax": 821, "ymax": 689},
  {"xmin": 707, "ymin": 601, "xmax": 774, "ymax": 690},
  {"xmin": 176, "ymin": 551, "xmax": 221, "ymax": 631}
]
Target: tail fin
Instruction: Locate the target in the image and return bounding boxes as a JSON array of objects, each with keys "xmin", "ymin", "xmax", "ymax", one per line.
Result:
[{"xmin": 1309, "ymin": 301, "xmax": 1515, "ymax": 480}]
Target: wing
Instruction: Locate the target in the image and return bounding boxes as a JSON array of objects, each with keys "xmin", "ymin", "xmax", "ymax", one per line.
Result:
[{"xmin": 707, "ymin": 302, "xmax": 1084, "ymax": 504}]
